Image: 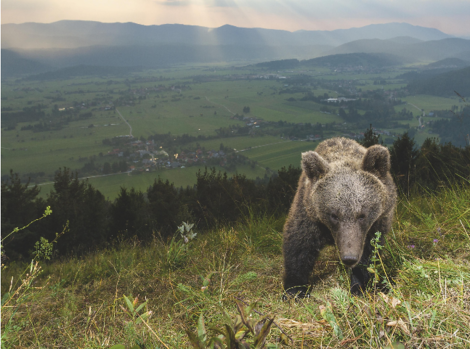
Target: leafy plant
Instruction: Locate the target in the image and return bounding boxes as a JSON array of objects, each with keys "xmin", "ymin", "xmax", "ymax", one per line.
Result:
[
  {"xmin": 120, "ymin": 294, "xmax": 153, "ymax": 326},
  {"xmin": 367, "ymin": 230, "xmax": 394, "ymax": 291},
  {"xmin": 1, "ymin": 207, "xmax": 54, "ymax": 347},
  {"xmin": 185, "ymin": 300, "xmax": 279, "ymax": 349},
  {"xmin": 110, "ymin": 294, "xmax": 154, "ymax": 349}
]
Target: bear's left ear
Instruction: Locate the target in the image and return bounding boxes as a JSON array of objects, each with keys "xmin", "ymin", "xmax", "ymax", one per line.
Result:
[{"xmin": 362, "ymin": 145, "xmax": 391, "ymax": 178}]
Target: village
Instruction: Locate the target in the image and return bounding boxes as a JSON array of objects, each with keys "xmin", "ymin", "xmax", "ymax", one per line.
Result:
[{"xmin": 105, "ymin": 137, "xmax": 242, "ymax": 175}]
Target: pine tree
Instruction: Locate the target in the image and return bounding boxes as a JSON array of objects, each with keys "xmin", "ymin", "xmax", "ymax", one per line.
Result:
[
  {"xmin": 359, "ymin": 124, "xmax": 382, "ymax": 148},
  {"xmin": 390, "ymin": 132, "xmax": 419, "ymax": 196}
]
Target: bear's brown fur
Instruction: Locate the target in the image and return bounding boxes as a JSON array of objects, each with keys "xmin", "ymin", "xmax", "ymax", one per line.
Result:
[{"xmin": 283, "ymin": 137, "xmax": 396, "ymax": 297}]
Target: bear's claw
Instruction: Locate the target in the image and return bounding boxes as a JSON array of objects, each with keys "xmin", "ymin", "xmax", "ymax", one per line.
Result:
[{"xmin": 283, "ymin": 286, "xmax": 310, "ymax": 301}]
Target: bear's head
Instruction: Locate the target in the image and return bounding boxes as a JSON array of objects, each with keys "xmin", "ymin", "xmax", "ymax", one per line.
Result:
[{"xmin": 302, "ymin": 145, "xmax": 391, "ymax": 268}]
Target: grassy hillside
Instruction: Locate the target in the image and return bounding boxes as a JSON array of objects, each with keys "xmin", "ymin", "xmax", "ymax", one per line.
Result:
[{"xmin": 2, "ymin": 184, "xmax": 469, "ymax": 348}]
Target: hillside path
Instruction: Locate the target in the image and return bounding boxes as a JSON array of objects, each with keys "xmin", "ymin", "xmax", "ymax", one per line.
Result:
[
  {"xmin": 28, "ymin": 171, "xmax": 131, "ymax": 188},
  {"xmin": 407, "ymin": 103, "xmax": 424, "ymax": 114},
  {"xmin": 408, "ymin": 102, "xmax": 425, "ymax": 126},
  {"xmin": 116, "ymin": 108, "xmax": 133, "ymax": 137},
  {"xmin": 205, "ymin": 96, "xmax": 236, "ymax": 115},
  {"xmin": 235, "ymin": 140, "xmax": 291, "ymax": 153}
]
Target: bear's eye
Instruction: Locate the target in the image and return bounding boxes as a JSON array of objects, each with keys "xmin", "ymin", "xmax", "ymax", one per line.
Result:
[
  {"xmin": 330, "ymin": 214, "xmax": 339, "ymax": 221},
  {"xmin": 358, "ymin": 213, "xmax": 366, "ymax": 221}
]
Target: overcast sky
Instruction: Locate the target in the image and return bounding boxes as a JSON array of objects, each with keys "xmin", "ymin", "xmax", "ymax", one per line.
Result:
[{"xmin": 2, "ymin": 0, "xmax": 470, "ymax": 36}]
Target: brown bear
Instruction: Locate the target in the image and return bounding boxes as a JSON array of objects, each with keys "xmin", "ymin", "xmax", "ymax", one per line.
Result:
[{"xmin": 283, "ymin": 137, "xmax": 397, "ymax": 298}]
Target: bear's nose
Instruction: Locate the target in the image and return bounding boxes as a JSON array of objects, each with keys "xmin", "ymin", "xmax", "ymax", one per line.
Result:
[{"xmin": 342, "ymin": 256, "xmax": 358, "ymax": 266}]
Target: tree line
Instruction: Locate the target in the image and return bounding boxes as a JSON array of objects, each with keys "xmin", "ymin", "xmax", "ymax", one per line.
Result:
[{"xmin": 2, "ymin": 131, "xmax": 469, "ymax": 262}]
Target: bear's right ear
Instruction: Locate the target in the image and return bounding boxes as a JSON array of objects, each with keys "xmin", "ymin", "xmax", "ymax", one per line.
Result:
[
  {"xmin": 362, "ymin": 144, "xmax": 391, "ymax": 179},
  {"xmin": 302, "ymin": 151, "xmax": 330, "ymax": 180}
]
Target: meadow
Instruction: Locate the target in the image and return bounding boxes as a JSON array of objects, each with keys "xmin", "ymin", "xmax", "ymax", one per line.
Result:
[
  {"xmin": 241, "ymin": 140, "xmax": 320, "ymax": 170},
  {"xmin": 2, "ymin": 182, "xmax": 469, "ymax": 348}
]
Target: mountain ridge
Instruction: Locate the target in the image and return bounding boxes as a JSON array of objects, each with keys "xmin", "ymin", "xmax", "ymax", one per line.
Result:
[
  {"xmin": 2, "ymin": 20, "xmax": 453, "ymax": 50},
  {"xmin": 3, "ymin": 21, "xmax": 468, "ymax": 77}
]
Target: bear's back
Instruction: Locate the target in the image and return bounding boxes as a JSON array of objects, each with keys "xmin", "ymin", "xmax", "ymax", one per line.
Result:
[{"xmin": 314, "ymin": 137, "xmax": 365, "ymax": 164}]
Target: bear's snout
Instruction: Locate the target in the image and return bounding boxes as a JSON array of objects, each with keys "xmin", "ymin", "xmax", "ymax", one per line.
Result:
[{"xmin": 341, "ymin": 255, "xmax": 359, "ymax": 267}]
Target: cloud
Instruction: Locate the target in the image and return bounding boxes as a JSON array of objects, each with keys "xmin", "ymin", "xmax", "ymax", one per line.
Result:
[
  {"xmin": 156, "ymin": 0, "xmax": 189, "ymax": 6},
  {"xmin": 156, "ymin": 0, "xmax": 237, "ymax": 7}
]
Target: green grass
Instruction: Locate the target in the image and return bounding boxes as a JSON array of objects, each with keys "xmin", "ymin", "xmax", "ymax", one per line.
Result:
[
  {"xmin": 241, "ymin": 140, "xmax": 320, "ymax": 170},
  {"xmin": 361, "ymin": 83, "xmax": 407, "ymax": 91},
  {"xmin": 2, "ymin": 72, "xmax": 341, "ymax": 180},
  {"xmin": 401, "ymin": 95, "xmax": 460, "ymax": 114},
  {"xmin": 2, "ymin": 184, "xmax": 469, "ymax": 348}
]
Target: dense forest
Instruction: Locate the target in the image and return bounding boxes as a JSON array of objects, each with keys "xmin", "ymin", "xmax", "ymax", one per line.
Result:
[
  {"xmin": 407, "ymin": 66, "xmax": 470, "ymax": 97},
  {"xmin": 430, "ymin": 106, "xmax": 470, "ymax": 146},
  {"xmin": 253, "ymin": 53, "xmax": 401, "ymax": 70},
  {"xmin": 2, "ymin": 131, "xmax": 470, "ymax": 262}
]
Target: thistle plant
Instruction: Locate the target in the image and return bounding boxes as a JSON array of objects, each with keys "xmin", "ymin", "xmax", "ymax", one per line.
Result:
[{"xmin": 166, "ymin": 222, "xmax": 197, "ymax": 270}]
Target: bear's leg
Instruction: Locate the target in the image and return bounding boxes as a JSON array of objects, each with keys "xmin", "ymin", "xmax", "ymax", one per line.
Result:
[{"xmin": 283, "ymin": 235, "xmax": 321, "ymax": 299}]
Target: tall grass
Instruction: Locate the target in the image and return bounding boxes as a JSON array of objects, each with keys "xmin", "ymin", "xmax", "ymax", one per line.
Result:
[{"xmin": 2, "ymin": 184, "xmax": 469, "ymax": 348}]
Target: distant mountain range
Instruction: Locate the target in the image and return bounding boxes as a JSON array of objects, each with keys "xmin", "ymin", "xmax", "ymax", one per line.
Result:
[
  {"xmin": 1, "ymin": 21, "xmax": 453, "ymax": 50},
  {"xmin": 2, "ymin": 21, "xmax": 469, "ymax": 78}
]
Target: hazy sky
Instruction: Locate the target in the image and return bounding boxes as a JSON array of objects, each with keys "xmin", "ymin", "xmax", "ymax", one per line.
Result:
[{"xmin": 2, "ymin": 0, "xmax": 470, "ymax": 35}]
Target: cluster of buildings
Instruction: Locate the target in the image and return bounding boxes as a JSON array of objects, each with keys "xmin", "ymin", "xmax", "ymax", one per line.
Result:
[
  {"xmin": 107, "ymin": 138, "xmax": 231, "ymax": 172},
  {"xmin": 325, "ymin": 97, "xmax": 357, "ymax": 103},
  {"xmin": 231, "ymin": 115, "xmax": 264, "ymax": 128}
]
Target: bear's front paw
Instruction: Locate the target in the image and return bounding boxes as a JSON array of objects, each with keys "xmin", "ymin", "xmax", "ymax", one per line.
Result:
[
  {"xmin": 282, "ymin": 286, "xmax": 310, "ymax": 301},
  {"xmin": 350, "ymin": 274, "xmax": 366, "ymax": 296}
]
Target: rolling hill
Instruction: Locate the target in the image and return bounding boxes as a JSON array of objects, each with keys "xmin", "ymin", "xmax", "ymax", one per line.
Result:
[
  {"xmin": 326, "ymin": 37, "xmax": 470, "ymax": 62},
  {"xmin": 424, "ymin": 57, "xmax": 470, "ymax": 69},
  {"xmin": 1, "ymin": 49, "xmax": 51, "ymax": 78}
]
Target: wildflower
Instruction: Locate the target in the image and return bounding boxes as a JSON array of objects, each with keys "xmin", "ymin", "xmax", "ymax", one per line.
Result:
[
  {"xmin": 407, "ymin": 244, "xmax": 415, "ymax": 249},
  {"xmin": 433, "ymin": 239, "xmax": 439, "ymax": 244}
]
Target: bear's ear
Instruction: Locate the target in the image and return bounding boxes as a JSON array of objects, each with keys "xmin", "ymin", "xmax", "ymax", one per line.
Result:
[
  {"xmin": 362, "ymin": 145, "xmax": 391, "ymax": 178},
  {"xmin": 302, "ymin": 151, "xmax": 330, "ymax": 180}
]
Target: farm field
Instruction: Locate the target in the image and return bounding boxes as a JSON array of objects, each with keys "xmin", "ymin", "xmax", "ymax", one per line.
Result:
[
  {"xmin": 35, "ymin": 163, "xmax": 266, "ymax": 200},
  {"xmin": 1, "ymin": 71, "xmax": 341, "ymax": 181},
  {"xmin": 400, "ymin": 95, "xmax": 461, "ymax": 114},
  {"xmin": 2, "ymin": 63, "xmax": 459, "ymax": 198},
  {"xmin": 242, "ymin": 140, "xmax": 320, "ymax": 170},
  {"xmin": 186, "ymin": 135, "xmax": 288, "ymax": 151}
]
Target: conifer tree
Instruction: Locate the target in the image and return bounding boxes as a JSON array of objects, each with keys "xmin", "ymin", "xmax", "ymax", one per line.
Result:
[{"xmin": 390, "ymin": 132, "xmax": 419, "ymax": 196}]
